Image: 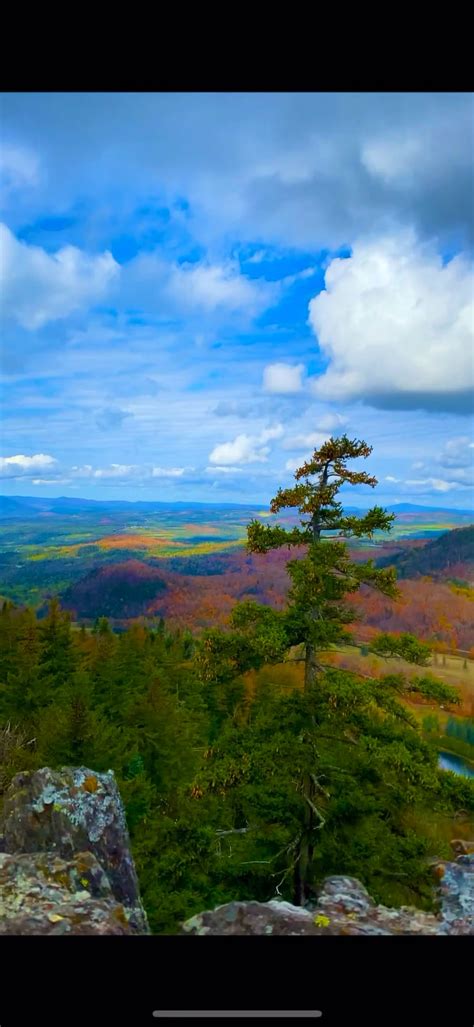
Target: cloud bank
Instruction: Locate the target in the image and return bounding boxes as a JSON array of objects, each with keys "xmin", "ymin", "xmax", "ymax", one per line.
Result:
[{"xmin": 309, "ymin": 232, "xmax": 473, "ymax": 412}]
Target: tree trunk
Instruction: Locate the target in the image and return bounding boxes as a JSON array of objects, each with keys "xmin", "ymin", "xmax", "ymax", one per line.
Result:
[
  {"xmin": 293, "ymin": 466, "xmax": 329, "ymax": 905},
  {"xmin": 304, "ymin": 643, "xmax": 319, "ymax": 691}
]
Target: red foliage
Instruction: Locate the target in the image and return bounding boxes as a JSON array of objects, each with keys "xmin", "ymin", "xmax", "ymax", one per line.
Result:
[{"xmin": 64, "ymin": 546, "xmax": 474, "ymax": 650}]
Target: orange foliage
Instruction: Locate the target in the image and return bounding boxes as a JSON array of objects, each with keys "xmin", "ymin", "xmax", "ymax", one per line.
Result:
[{"xmin": 96, "ymin": 534, "xmax": 170, "ymax": 550}]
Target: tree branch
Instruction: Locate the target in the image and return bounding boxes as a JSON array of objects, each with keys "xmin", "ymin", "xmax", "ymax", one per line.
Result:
[
  {"xmin": 215, "ymin": 826, "xmax": 250, "ymax": 837},
  {"xmin": 318, "ymin": 733, "xmax": 358, "ymax": 746},
  {"xmin": 304, "ymin": 795, "xmax": 326, "ymax": 828}
]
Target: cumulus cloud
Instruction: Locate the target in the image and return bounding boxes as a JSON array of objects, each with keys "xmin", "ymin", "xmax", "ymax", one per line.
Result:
[
  {"xmin": 309, "ymin": 232, "xmax": 474, "ymax": 411},
  {"xmin": 0, "ymin": 453, "xmax": 57, "ymax": 477},
  {"xmin": 208, "ymin": 424, "xmax": 283, "ymax": 465},
  {"xmin": 1, "ymin": 223, "xmax": 120, "ymax": 329},
  {"xmin": 263, "ymin": 362, "xmax": 305, "ymax": 394}
]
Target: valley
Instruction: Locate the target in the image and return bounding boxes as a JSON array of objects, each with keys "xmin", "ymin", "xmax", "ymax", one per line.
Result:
[{"xmin": 1, "ymin": 497, "xmax": 472, "ymax": 622}]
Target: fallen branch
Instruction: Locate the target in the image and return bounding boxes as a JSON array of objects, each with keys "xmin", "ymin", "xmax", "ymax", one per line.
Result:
[{"xmin": 215, "ymin": 826, "xmax": 250, "ymax": 837}]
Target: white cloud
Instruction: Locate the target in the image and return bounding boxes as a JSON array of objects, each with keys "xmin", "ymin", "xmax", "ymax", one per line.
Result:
[
  {"xmin": 438, "ymin": 436, "xmax": 474, "ymax": 469},
  {"xmin": 263, "ymin": 362, "xmax": 305, "ymax": 394},
  {"xmin": 285, "ymin": 455, "xmax": 311, "ymax": 472},
  {"xmin": 152, "ymin": 466, "xmax": 186, "ymax": 478},
  {"xmin": 405, "ymin": 477, "xmax": 465, "ymax": 493},
  {"xmin": 205, "ymin": 465, "xmax": 243, "ymax": 474},
  {"xmin": 259, "ymin": 425, "xmax": 284, "ymax": 443},
  {"xmin": 32, "ymin": 477, "xmax": 71, "ymax": 485},
  {"xmin": 68, "ymin": 463, "xmax": 192, "ymax": 482},
  {"xmin": 361, "ymin": 135, "xmax": 423, "ymax": 183},
  {"xmin": 385, "ymin": 475, "xmax": 400, "ymax": 483},
  {"xmin": 308, "ymin": 232, "xmax": 473, "ymax": 406},
  {"xmin": 0, "ymin": 144, "xmax": 40, "ymax": 192},
  {"xmin": 0, "ymin": 453, "xmax": 57, "ymax": 477},
  {"xmin": 127, "ymin": 253, "xmax": 274, "ymax": 321},
  {"xmin": 0, "ymin": 223, "xmax": 120, "ymax": 329},
  {"xmin": 315, "ymin": 413, "xmax": 348, "ymax": 431},
  {"xmin": 92, "ymin": 464, "xmax": 135, "ymax": 479},
  {"xmin": 283, "ymin": 431, "xmax": 330, "ymax": 451},
  {"xmin": 281, "ymin": 267, "xmax": 317, "ymax": 287},
  {"xmin": 246, "ymin": 249, "xmax": 268, "ymax": 264},
  {"xmin": 167, "ymin": 259, "xmax": 272, "ymax": 314},
  {"xmin": 208, "ymin": 424, "xmax": 283, "ymax": 466},
  {"xmin": 209, "ymin": 434, "xmax": 269, "ymax": 466},
  {"xmin": 71, "ymin": 464, "xmax": 137, "ymax": 480}
]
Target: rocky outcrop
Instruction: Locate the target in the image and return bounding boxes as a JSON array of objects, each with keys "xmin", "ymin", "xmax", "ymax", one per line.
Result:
[
  {"xmin": 0, "ymin": 766, "xmax": 149, "ymax": 934},
  {"xmin": 182, "ymin": 858, "xmax": 474, "ymax": 936},
  {"xmin": 2, "ymin": 765, "xmax": 473, "ymax": 936}
]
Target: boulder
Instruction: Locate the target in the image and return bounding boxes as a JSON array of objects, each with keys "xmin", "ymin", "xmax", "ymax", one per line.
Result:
[
  {"xmin": 1, "ymin": 766, "xmax": 149, "ymax": 934},
  {"xmin": 182, "ymin": 859, "xmax": 474, "ymax": 935},
  {"xmin": 0, "ymin": 850, "xmax": 141, "ymax": 935},
  {"xmin": 435, "ymin": 855, "xmax": 474, "ymax": 934}
]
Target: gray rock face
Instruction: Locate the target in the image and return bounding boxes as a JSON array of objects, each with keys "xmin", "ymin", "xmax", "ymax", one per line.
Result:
[
  {"xmin": 182, "ymin": 859, "xmax": 474, "ymax": 936},
  {"xmin": 0, "ymin": 850, "xmax": 141, "ymax": 935},
  {"xmin": 1, "ymin": 766, "xmax": 149, "ymax": 934},
  {"xmin": 436, "ymin": 856, "xmax": 474, "ymax": 934},
  {"xmin": 3, "ymin": 765, "xmax": 472, "ymax": 936}
]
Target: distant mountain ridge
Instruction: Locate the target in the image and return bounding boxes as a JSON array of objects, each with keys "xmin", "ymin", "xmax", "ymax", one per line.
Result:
[
  {"xmin": 1, "ymin": 494, "xmax": 473, "ymax": 519},
  {"xmin": 376, "ymin": 525, "xmax": 474, "ymax": 581}
]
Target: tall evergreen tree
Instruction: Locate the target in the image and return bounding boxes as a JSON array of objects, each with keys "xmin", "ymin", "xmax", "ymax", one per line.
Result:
[
  {"xmin": 246, "ymin": 435, "xmax": 398, "ymax": 689},
  {"xmin": 198, "ymin": 436, "xmax": 447, "ymax": 905}
]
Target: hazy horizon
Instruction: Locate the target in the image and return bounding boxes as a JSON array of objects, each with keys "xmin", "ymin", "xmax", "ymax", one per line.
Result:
[{"xmin": 2, "ymin": 492, "xmax": 473, "ymax": 514}]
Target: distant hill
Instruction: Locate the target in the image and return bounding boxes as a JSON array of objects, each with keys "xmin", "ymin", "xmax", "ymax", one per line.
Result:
[
  {"xmin": 62, "ymin": 561, "xmax": 167, "ymax": 619},
  {"xmin": 376, "ymin": 525, "xmax": 474, "ymax": 582},
  {"xmin": 0, "ymin": 495, "xmax": 259, "ymax": 519}
]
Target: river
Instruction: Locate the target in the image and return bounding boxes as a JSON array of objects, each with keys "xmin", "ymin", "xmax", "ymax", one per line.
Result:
[{"xmin": 438, "ymin": 751, "xmax": 474, "ymax": 779}]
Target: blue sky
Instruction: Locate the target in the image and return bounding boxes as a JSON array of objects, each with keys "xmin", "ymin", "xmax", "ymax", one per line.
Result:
[{"xmin": 1, "ymin": 92, "xmax": 473, "ymax": 507}]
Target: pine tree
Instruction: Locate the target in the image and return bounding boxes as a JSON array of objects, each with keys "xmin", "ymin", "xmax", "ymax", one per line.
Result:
[
  {"xmin": 38, "ymin": 598, "xmax": 77, "ymax": 693},
  {"xmin": 245, "ymin": 437, "xmax": 401, "ymax": 902},
  {"xmin": 198, "ymin": 435, "xmax": 463, "ymax": 906},
  {"xmin": 245, "ymin": 435, "xmax": 398, "ymax": 690}
]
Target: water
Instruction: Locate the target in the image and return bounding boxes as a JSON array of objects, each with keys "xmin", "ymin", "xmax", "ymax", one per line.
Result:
[{"xmin": 438, "ymin": 751, "xmax": 474, "ymax": 779}]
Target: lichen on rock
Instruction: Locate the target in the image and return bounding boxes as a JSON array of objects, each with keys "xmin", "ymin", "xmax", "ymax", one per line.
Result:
[
  {"xmin": 1, "ymin": 766, "xmax": 149, "ymax": 935},
  {"xmin": 181, "ymin": 858, "xmax": 474, "ymax": 935}
]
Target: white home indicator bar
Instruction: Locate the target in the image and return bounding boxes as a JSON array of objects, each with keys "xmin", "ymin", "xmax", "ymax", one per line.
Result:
[{"xmin": 152, "ymin": 1013, "xmax": 322, "ymax": 1019}]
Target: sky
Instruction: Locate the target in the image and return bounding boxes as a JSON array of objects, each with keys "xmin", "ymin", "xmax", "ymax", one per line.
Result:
[{"xmin": 1, "ymin": 92, "xmax": 473, "ymax": 508}]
